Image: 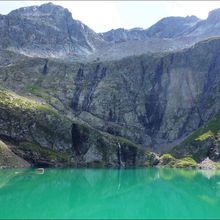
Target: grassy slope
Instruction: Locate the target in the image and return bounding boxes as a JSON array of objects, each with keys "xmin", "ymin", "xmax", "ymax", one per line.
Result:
[
  {"xmin": 171, "ymin": 113, "xmax": 220, "ymax": 161},
  {"xmin": 0, "ymin": 87, "xmax": 144, "ymax": 167},
  {"xmin": 181, "ymin": 113, "xmax": 220, "ymax": 145}
]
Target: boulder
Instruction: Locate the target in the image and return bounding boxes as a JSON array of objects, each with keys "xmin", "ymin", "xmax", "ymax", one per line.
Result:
[{"xmin": 197, "ymin": 157, "xmax": 216, "ymax": 170}]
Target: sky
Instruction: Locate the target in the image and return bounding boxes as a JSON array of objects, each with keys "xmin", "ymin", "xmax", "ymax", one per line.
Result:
[{"xmin": 0, "ymin": 1, "xmax": 220, "ymax": 32}]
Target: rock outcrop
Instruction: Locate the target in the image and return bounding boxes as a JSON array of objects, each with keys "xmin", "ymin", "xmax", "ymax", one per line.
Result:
[
  {"xmin": 172, "ymin": 114, "xmax": 220, "ymax": 162},
  {"xmin": 1, "ymin": 37, "xmax": 220, "ymax": 155},
  {"xmin": 0, "ymin": 3, "xmax": 220, "ymax": 167},
  {"xmin": 198, "ymin": 157, "xmax": 216, "ymax": 170},
  {"xmin": 102, "ymin": 16, "xmax": 200, "ymax": 43},
  {"xmin": 0, "ymin": 3, "xmax": 106, "ymax": 58},
  {"xmin": 0, "ymin": 139, "xmax": 30, "ymax": 168},
  {"xmin": 2, "ymin": 3, "xmax": 220, "ymax": 61},
  {"xmin": 0, "ymin": 87, "xmax": 153, "ymax": 168}
]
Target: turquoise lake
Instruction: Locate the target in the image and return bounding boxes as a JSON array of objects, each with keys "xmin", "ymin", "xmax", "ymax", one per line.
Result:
[{"xmin": 0, "ymin": 168, "xmax": 220, "ymax": 219}]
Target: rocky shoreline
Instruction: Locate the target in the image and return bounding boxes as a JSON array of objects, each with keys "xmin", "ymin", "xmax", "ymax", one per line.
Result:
[{"xmin": 1, "ymin": 139, "xmax": 219, "ymax": 170}]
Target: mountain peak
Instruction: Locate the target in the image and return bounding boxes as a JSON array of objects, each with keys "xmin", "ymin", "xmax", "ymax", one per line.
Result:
[
  {"xmin": 207, "ymin": 8, "xmax": 220, "ymax": 21},
  {"xmin": 9, "ymin": 2, "xmax": 71, "ymax": 18},
  {"xmin": 0, "ymin": 2, "xmax": 105, "ymax": 57}
]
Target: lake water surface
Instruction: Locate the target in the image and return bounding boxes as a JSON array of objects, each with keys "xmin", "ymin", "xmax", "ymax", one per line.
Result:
[{"xmin": 0, "ymin": 168, "xmax": 220, "ymax": 219}]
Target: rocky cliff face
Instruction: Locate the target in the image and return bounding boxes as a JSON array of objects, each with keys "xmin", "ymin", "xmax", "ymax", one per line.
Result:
[
  {"xmin": 101, "ymin": 28, "xmax": 148, "ymax": 43},
  {"xmin": 100, "ymin": 10, "xmax": 220, "ymax": 60},
  {"xmin": 102, "ymin": 9, "xmax": 220, "ymax": 43},
  {"xmin": 0, "ymin": 3, "xmax": 106, "ymax": 58},
  {"xmin": 0, "ymin": 87, "xmax": 153, "ymax": 168},
  {"xmin": 146, "ymin": 16, "xmax": 199, "ymax": 38},
  {"xmin": 183, "ymin": 9, "xmax": 220, "ymax": 38},
  {"xmin": 2, "ymin": 3, "xmax": 220, "ymax": 61},
  {"xmin": 0, "ymin": 3, "xmax": 220, "ymax": 167},
  {"xmin": 0, "ymin": 139, "xmax": 30, "ymax": 168},
  {"xmin": 102, "ymin": 16, "xmax": 199, "ymax": 42},
  {"xmin": 172, "ymin": 114, "xmax": 220, "ymax": 162},
  {"xmin": 0, "ymin": 38, "xmax": 219, "ymax": 158}
]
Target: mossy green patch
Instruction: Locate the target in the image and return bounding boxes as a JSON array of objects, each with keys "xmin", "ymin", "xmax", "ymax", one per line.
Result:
[
  {"xmin": 116, "ymin": 136, "xmax": 139, "ymax": 149},
  {"xmin": 25, "ymin": 84, "xmax": 43, "ymax": 95},
  {"xmin": 160, "ymin": 153, "xmax": 177, "ymax": 166},
  {"xmin": 172, "ymin": 114, "xmax": 220, "ymax": 161},
  {"xmin": 0, "ymin": 87, "xmax": 50, "ymax": 111},
  {"xmin": 195, "ymin": 130, "xmax": 214, "ymax": 141},
  {"xmin": 18, "ymin": 141, "xmax": 71, "ymax": 164},
  {"xmin": 174, "ymin": 157, "xmax": 197, "ymax": 168},
  {"xmin": 182, "ymin": 113, "xmax": 220, "ymax": 145},
  {"xmin": 215, "ymin": 162, "xmax": 220, "ymax": 170}
]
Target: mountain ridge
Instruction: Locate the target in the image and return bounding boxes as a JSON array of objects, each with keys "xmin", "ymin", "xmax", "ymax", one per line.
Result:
[
  {"xmin": 1, "ymin": 3, "xmax": 220, "ymax": 60},
  {"xmin": 0, "ymin": 3, "xmax": 220, "ymax": 167}
]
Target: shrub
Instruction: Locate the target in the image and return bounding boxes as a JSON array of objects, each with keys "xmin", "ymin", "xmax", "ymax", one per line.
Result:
[
  {"xmin": 174, "ymin": 157, "xmax": 197, "ymax": 168},
  {"xmin": 160, "ymin": 153, "xmax": 176, "ymax": 166}
]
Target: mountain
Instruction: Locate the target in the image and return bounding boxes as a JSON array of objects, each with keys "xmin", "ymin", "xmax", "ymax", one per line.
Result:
[
  {"xmin": 0, "ymin": 86, "xmax": 155, "ymax": 168},
  {"xmin": 101, "ymin": 28, "xmax": 148, "ymax": 43},
  {"xmin": 102, "ymin": 9, "xmax": 220, "ymax": 43},
  {"xmin": 0, "ymin": 3, "xmax": 106, "ymax": 58},
  {"xmin": 99, "ymin": 10, "xmax": 220, "ymax": 60},
  {"xmin": 102, "ymin": 16, "xmax": 200, "ymax": 43},
  {"xmin": 1, "ymin": 3, "xmax": 220, "ymax": 61},
  {"xmin": 181, "ymin": 9, "xmax": 220, "ymax": 38},
  {"xmin": 0, "ymin": 37, "xmax": 220, "ymax": 164},
  {"xmin": 146, "ymin": 16, "xmax": 200, "ymax": 38},
  {"xmin": 172, "ymin": 114, "xmax": 220, "ymax": 162},
  {"xmin": 0, "ymin": 3, "xmax": 220, "ymax": 167}
]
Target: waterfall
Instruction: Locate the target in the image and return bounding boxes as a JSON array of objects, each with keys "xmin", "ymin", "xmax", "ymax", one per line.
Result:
[{"xmin": 117, "ymin": 143, "xmax": 124, "ymax": 168}]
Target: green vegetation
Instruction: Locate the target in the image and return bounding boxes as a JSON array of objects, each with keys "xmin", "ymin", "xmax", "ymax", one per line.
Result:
[
  {"xmin": 159, "ymin": 153, "xmax": 177, "ymax": 167},
  {"xmin": 25, "ymin": 84, "xmax": 66, "ymax": 112},
  {"xmin": 17, "ymin": 141, "xmax": 72, "ymax": 165},
  {"xmin": 25, "ymin": 84, "xmax": 43, "ymax": 95},
  {"xmin": 159, "ymin": 153, "xmax": 197, "ymax": 168},
  {"xmin": 0, "ymin": 87, "xmax": 66, "ymax": 118},
  {"xmin": 195, "ymin": 130, "xmax": 214, "ymax": 141},
  {"xmin": 0, "ymin": 87, "xmax": 59, "ymax": 116},
  {"xmin": 181, "ymin": 114, "xmax": 220, "ymax": 145},
  {"xmin": 116, "ymin": 136, "xmax": 139, "ymax": 149},
  {"xmin": 215, "ymin": 162, "xmax": 220, "ymax": 170},
  {"xmin": 174, "ymin": 157, "xmax": 197, "ymax": 168},
  {"xmin": 0, "ymin": 88, "xmax": 43, "ymax": 110},
  {"xmin": 171, "ymin": 114, "xmax": 220, "ymax": 162}
]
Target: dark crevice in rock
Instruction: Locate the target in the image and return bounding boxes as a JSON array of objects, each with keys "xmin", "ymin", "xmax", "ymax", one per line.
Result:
[
  {"xmin": 140, "ymin": 60, "xmax": 146, "ymax": 87},
  {"xmin": 34, "ymin": 161, "xmax": 51, "ymax": 168},
  {"xmin": 71, "ymin": 123, "xmax": 81, "ymax": 156},
  {"xmin": 0, "ymin": 134, "xmax": 19, "ymax": 145},
  {"xmin": 71, "ymin": 123, "xmax": 89, "ymax": 156},
  {"xmin": 138, "ymin": 58, "xmax": 165, "ymax": 136},
  {"xmin": 120, "ymin": 144, "xmax": 137, "ymax": 167},
  {"xmin": 42, "ymin": 59, "xmax": 48, "ymax": 75},
  {"xmin": 82, "ymin": 64, "xmax": 107, "ymax": 112},
  {"xmin": 71, "ymin": 65, "xmax": 84, "ymax": 111}
]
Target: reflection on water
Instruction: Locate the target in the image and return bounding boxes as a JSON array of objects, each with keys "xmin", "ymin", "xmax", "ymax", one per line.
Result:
[
  {"xmin": 198, "ymin": 169, "xmax": 217, "ymax": 179},
  {"xmin": 0, "ymin": 168, "xmax": 220, "ymax": 219}
]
